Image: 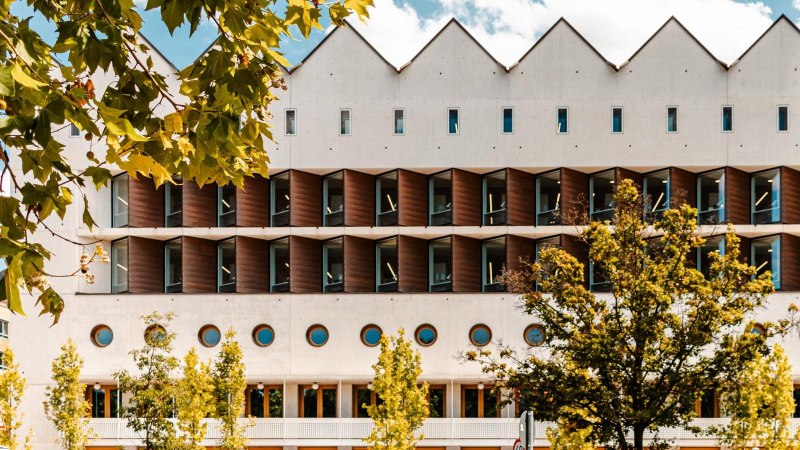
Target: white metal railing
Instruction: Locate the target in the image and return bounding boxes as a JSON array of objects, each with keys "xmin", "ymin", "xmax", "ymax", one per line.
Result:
[{"xmin": 86, "ymin": 417, "xmax": 800, "ymax": 445}]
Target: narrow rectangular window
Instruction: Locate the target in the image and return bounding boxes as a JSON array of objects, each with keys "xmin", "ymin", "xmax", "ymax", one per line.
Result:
[
  {"xmin": 111, "ymin": 174, "xmax": 129, "ymax": 227},
  {"xmin": 502, "ymin": 107, "xmax": 513, "ymax": 134},
  {"xmin": 340, "ymin": 109, "xmax": 351, "ymax": 135},
  {"xmin": 393, "ymin": 109, "xmax": 404, "ymax": 135},
  {"xmin": 285, "ymin": 109, "xmax": 296, "ymax": 135},
  {"xmin": 557, "ymin": 107, "xmax": 568, "ymax": 134},
  {"xmin": 111, "ymin": 239, "xmax": 129, "ymax": 294},
  {"xmin": 611, "ymin": 107, "xmax": 623, "ymax": 133},
  {"xmin": 69, "ymin": 124, "xmax": 80, "ymax": 137},
  {"xmin": 778, "ymin": 105, "xmax": 789, "ymax": 132},
  {"xmin": 448, "ymin": 108, "xmax": 459, "ymax": 135},
  {"xmin": 0, "ymin": 320, "xmax": 9, "ymax": 339},
  {"xmin": 217, "ymin": 238, "xmax": 236, "ymax": 293},
  {"xmin": 667, "ymin": 106, "xmax": 678, "ymax": 133},
  {"xmin": 722, "ymin": 106, "xmax": 733, "ymax": 132}
]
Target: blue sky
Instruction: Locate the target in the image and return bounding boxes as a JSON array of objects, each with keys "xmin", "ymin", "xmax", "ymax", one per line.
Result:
[{"xmin": 10, "ymin": 0, "xmax": 800, "ymax": 69}]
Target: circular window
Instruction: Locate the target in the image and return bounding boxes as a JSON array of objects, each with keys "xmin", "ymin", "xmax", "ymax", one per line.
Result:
[
  {"xmin": 199, "ymin": 325, "xmax": 221, "ymax": 347},
  {"xmin": 144, "ymin": 324, "xmax": 167, "ymax": 344},
  {"xmin": 91, "ymin": 325, "xmax": 113, "ymax": 348},
  {"xmin": 469, "ymin": 324, "xmax": 492, "ymax": 347},
  {"xmin": 360, "ymin": 325, "xmax": 383, "ymax": 347},
  {"xmin": 524, "ymin": 324, "xmax": 545, "ymax": 347},
  {"xmin": 751, "ymin": 323, "xmax": 765, "ymax": 335},
  {"xmin": 252, "ymin": 324, "xmax": 275, "ymax": 347},
  {"xmin": 415, "ymin": 324, "xmax": 437, "ymax": 347},
  {"xmin": 306, "ymin": 325, "xmax": 329, "ymax": 347}
]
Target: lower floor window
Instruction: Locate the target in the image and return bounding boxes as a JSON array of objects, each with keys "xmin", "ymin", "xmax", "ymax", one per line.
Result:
[
  {"xmin": 300, "ymin": 385, "xmax": 337, "ymax": 418},
  {"xmin": 461, "ymin": 385, "xmax": 499, "ymax": 418},
  {"xmin": 247, "ymin": 385, "xmax": 284, "ymax": 418},
  {"xmin": 87, "ymin": 385, "xmax": 120, "ymax": 418}
]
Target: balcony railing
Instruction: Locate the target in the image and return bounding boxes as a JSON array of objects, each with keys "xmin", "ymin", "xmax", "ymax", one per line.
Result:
[{"xmin": 84, "ymin": 417, "xmax": 790, "ymax": 446}]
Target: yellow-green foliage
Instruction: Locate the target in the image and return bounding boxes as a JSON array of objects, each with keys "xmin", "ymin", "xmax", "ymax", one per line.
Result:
[
  {"xmin": 547, "ymin": 420, "xmax": 595, "ymax": 450},
  {"xmin": 44, "ymin": 340, "xmax": 93, "ymax": 450},
  {"xmin": 115, "ymin": 312, "xmax": 180, "ymax": 450},
  {"xmin": 213, "ymin": 329, "xmax": 248, "ymax": 450},
  {"xmin": 718, "ymin": 344, "xmax": 800, "ymax": 449},
  {"xmin": 469, "ymin": 179, "xmax": 784, "ymax": 450},
  {"xmin": 0, "ymin": 349, "xmax": 32, "ymax": 450},
  {"xmin": 0, "ymin": 0, "xmax": 374, "ymax": 323},
  {"xmin": 365, "ymin": 328, "xmax": 429, "ymax": 450},
  {"xmin": 176, "ymin": 348, "xmax": 215, "ymax": 450}
]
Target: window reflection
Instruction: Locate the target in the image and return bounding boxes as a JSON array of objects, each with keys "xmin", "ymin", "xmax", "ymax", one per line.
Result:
[
  {"xmin": 752, "ymin": 169, "xmax": 780, "ymax": 224},
  {"xmin": 323, "ymin": 172, "xmax": 344, "ymax": 226},
  {"xmin": 270, "ymin": 172, "xmax": 290, "ymax": 227},
  {"xmin": 536, "ymin": 171, "xmax": 561, "ymax": 225},
  {"xmin": 643, "ymin": 170, "xmax": 669, "ymax": 223},
  {"xmin": 429, "ymin": 237, "xmax": 452, "ymax": 292},
  {"xmin": 430, "ymin": 172, "xmax": 452, "ymax": 226},
  {"xmin": 376, "ymin": 238, "xmax": 398, "ymax": 292},
  {"xmin": 483, "ymin": 171, "xmax": 506, "ymax": 225},
  {"xmin": 376, "ymin": 172, "xmax": 398, "ymax": 226},
  {"xmin": 590, "ymin": 170, "xmax": 615, "ymax": 222},
  {"xmin": 697, "ymin": 170, "xmax": 724, "ymax": 224},
  {"xmin": 323, "ymin": 238, "xmax": 343, "ymax": 292}
]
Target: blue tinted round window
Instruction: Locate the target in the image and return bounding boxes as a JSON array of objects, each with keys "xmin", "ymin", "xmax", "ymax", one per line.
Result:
[
  {"xmin": 361, "ymin": 325, "xmax": 382, "ymax": 347},
  {"xmin": 751, "ymin": 324, "xmax": 764, "ymax": 335},
  {"xmin": 200, "ymin": 325, "xmax": 221, "ymax": 347},
  {"xmin": 91, "ymin": 325, "xmax": 113, "ymax": 348},
  {"xmin": 253, "ymin": 325, "xmax": 275, "ymax": 347},
  {"xmin": 307, "ymin": 325, "xmax": 329, "ymax": 347},
  {"xmin": 469, "ymin": 325, "xmax": 492, "ymax": 347},
  {"xmin": 524, "ymin": 324, "xmax": 545, "ymax": 347},
  {"xmin": 415, "ymin": 324, "xmax": 437, "ymax": 347}
]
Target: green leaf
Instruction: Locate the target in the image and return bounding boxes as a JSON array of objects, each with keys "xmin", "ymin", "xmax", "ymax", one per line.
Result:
[
  {"xmin": 0, "ymin": 66, "xmax": 14, "ymax": 96},
  {"xmin": 36, "ymin": 287, "xmax": 63, "ymax": 325},
  {"xmin": 4, "ymin": 253, "xmax": 25, "ymax": 316},
  {"xmin": 10, "ymin": 63, "xmax": 46, "ymax": 88}
]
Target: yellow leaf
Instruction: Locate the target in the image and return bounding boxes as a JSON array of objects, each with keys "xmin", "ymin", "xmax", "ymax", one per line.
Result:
[
  {"xmin": 164, "ymin": 113, "xmax": 183, "ymax": 133},
  {"xmin": 178, "ymin": 137, "xmax": 194, "ymax": 156},
  {"xmin": 10, "ymin": 63, "xmax": 46, "ymax": 88}
]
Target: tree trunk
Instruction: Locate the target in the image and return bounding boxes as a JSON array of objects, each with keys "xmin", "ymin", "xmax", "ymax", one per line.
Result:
[{"xmin": 633, "ymin": 425, "xmax": 645, "ymax": 450}]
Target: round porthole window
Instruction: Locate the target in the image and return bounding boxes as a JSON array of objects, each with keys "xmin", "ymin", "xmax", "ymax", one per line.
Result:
[
  {"xmin": 469, "ymin": 324, "xmax": 492, "ymax": 347},
  {"xmin": 307, "ymin": 325, "xmax": 329, "ymax": 347},
  {"xmin": 360, "ymin": 324, "xmax": 383, "ymax": 347},
  {"xmin": 524, "ymin": 324, "xmax": 545, "ymax": 347},
  {"xmin": 252, "ymin": 324, "xmax": 275, "ymax": 347},
  {"xmin": 91, "ymin": 325, "xmax": 113, "ymax": 348},
  {"xmin": 144, "ymin": 324, "xmax": 168, "ymax": 344},
  {"xmin": 751, "ymin": 323, "xmax": 765, "ymax": 335},
  {"xmin": 415, "ymin": 324, "xmax": 437, "ymax": 347},
  {"xmin": 199, "ymin": 325, "xmax": 221, "ymax": 348}
]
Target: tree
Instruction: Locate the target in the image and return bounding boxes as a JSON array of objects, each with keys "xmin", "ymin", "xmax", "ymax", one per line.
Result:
[
  {"xmin": 0, "ymin": 0, "xmax": 374, "ymax": 323},
  {"xmin": 0, "ymin": 349, "xmax": 33, "ymax": 450},
  {"xmin": 43, "ymin": 340, "xmax": 94, "ymax": 450},
  {"xmin": 175, "ymin": 348, "xmax": 215, "ymax": 450},
  {"xmin": 547, "ymin": 419, "xmax": 595, "ymax": 450},
  {"xmin": 716, "ymin": 343, "xmax": 800, "ymax": 449},
  {"xmin": 213, "ymin": 329, "xmax": 248, "ymax": 450},
  {"xmin": 115, "ymin": 311, "xmax": 180, "ymax": 450},
  {"xmin": 365, "ymin": 328, "xmax": 429, "ymax": 450},
  {"xmin": 468, "ymin": 179, "xmax": 786, "ymax": 450}
]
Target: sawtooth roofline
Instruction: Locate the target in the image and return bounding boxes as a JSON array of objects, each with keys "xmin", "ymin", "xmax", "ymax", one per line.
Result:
[{"xmin": 168, "ymin": 14, "xmax": 800, "ymax": 75}]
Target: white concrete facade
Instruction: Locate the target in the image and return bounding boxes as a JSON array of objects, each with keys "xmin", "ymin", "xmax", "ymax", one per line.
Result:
[{"xmin": 9, "ymin": 14, "xmax": 800, "ymax": 450}]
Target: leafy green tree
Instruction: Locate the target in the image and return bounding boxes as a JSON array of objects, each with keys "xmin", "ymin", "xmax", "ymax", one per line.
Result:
[
  {"xmin": 43, "ymin": 340, "xmax": 94, "ymax": 450},
  {"xmin": 365, "ymin": 328, "xmax": 429, "ymax": 450},
  {"xmin": 716, "ymin": 343, "xmax": 800, "ymax": 449},
  {"xmin": 213, "ymin": 329, "xmax": 248, "ymax": 450},
  {"xmin": 468, "ymin": 179, "xmax": 788, "ymax": 450},
  {"xmin": 0, "ymin": 349, "xmax": 33, "ymax": 450},
  {"xmin": 176, "ymin": 348, "xmax": 215, "ymax": 450},
  {"xmin": 0, "ymin": 0, "xmax": 374, "ymax": 322},
  {"xmin": 547, "ymin": 419, "xmax": 595, "ymax": 450},
  {"xmin": 115, "ymin": 312, "xmax": 180, "ymax": 450}
]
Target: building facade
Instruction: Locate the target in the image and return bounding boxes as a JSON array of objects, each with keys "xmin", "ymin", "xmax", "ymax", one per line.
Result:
[{"xmin": 9, "ymin": 13, "xmax": 800, "ymax": 450}]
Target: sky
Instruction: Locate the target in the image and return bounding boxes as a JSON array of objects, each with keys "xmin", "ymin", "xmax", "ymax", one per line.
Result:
[{"xmin": 9, "ymin": 0, "xmax": 800, "ymax": 69}]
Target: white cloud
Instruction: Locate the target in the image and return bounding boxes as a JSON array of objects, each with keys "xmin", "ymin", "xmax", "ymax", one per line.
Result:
[{"xmin": 350, "ymin": 0, "xmax": 776, "ymax": 67}]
